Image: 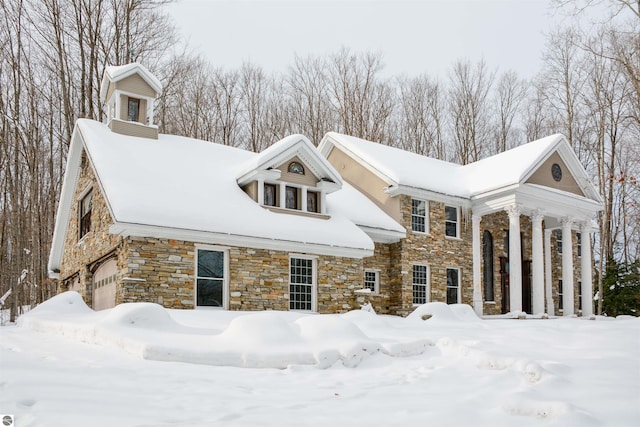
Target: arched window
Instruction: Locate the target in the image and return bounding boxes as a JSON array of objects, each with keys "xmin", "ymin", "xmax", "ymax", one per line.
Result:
[
  {"xmin": 483, "ymin": 230, "xmax": 495, "ymax": 301},
  {"xmin": 288, "ymin": 161, "xmax": 305, "ymax": 175}
]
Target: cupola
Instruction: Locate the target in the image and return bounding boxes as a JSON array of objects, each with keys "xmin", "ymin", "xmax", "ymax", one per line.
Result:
[{"xmin": 99, "ymin": 63, "xmax": 162, "ymax": 139}]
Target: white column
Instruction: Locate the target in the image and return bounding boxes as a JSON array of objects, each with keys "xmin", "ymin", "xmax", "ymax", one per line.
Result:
[
  {"xmin": 320, "ymin": 190, "xmax": 327, "ymax": 214},
  {"xmin": 531, "ymin": 210, "xmax": 545, "ymax": 315},
  {"xmin": 544, "ymin": 229, "xmax": 555, "ymax": 316},
  {"xmin": 561, "ymin": 217, "xmax": 574, "ymax": 316},
  {"xmin": 472, "ymin": 214, "xmax": 483, "ymax": 315},
  {"xmin": 301, "ymin": 187, "xmax": 308, "ymax": 212},
  {"xmin": 257, "ymin": 179, "xmax": 264, "ymax": 205},
  {"xmin": 148, "ymin": 100, "xmax": 154, "ymax": 125},
  {"xmin": 279, "ymin": 182, "xmax": 286, "ymax": 208},
  {"xmin": 581, "ymin": 221, "xmax": 594, "ymax": 317},
  {"xmin": 506, "ymin": 205, "xmax": 522, "ymax": 314}
]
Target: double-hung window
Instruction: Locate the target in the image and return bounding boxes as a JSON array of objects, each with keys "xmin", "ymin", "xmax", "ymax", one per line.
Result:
[
  {"xmin": 555, "ymin": 229, "xmax": 563, "ymax": 254},
  {"xmin": 364, "ymin": 270, "xmax": 379, "ymax": 293},
  {"xmin": 558, "ymin": 279, "xmax": 563, "ymax": 311},
  {"xmin": 412, "ymin": 265, "xmax": 429, "ymax": 304},
  {"xmin": 445, "ymin": 205, "xmax": 459, "ymax": 238},
  {"xmin": 290, "ymin": 256, "xmax": 315, "ymax": 311},
  {"xmin": 79, "ymin": 190, "xmax": 93, "ymax": 239},
  {"xmin": 446, "ymin": 268, "xmax": 460, "ymax": 304},
  {"xmin": 196, "ymin": 248, "xmax": 227, "ymax": 308},
  {"xmin": 577, "ymin": 232, "xmax": 582, "ymax": 257},
  {"xmin": 411, "ymin": 199, "xmax": 427, "ymax": 233}
]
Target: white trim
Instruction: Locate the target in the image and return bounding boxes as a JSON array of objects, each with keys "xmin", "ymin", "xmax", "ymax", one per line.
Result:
[
  {"xmin": 410, "ymin": 198, "xmax": 429, "ymax": 234},
  {"xmin": 194, "ymin": 245, "xmax": 229, "ymax": 310},
  {"xmin": 386, "ymin": 185, "xmax": 471, "ymax": 208},
  {"xmin": 444, "ymin": 205, "xmax": 460, "ymax": 239},
  {"xmin": 109, "ymin": 222, "xmax": 373, "ymax": 259},
  {"xmin": 357, "ymin": 225, "xmax": 405, "ymax": 243},
  {"xmin": 411, "ymin": 263, "xmax": 430, "ymax": 305}
]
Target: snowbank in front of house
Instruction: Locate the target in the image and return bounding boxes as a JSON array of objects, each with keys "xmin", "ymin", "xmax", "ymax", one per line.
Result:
[{"xmin": 17, "ymin": 292, "xmax": 474, "ymax": 368}]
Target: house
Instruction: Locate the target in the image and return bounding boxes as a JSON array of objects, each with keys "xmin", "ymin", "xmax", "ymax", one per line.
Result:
[{"xmin": 48, "ymin": 63, "xmax": 603, "ymax": 317}]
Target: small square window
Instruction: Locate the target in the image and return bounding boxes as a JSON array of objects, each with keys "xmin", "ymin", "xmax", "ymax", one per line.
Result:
[{"xmin": 364, "ymin": 270, "xmax": 379, "ymax": 293}]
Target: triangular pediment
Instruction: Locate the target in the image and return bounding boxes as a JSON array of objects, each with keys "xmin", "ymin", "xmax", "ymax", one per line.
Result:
[{"xmin": 525, "ymin": 151, "xmax": 585, "ymax": 197}]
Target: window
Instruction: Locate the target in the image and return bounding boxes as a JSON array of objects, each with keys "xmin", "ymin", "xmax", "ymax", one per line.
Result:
[
  {"xmin": 558, "ymin": 279, "xmax": 563, "ymax": 311},
  {"xmin": 79, "ymin": 190, "xmax": 93, "ymax": 238},
  {"xmin": 288, "ymin": 161, "xmax": 305, "ymax": 175},
  {"xmin": 578, "ymin": 281, "xmax": 582, "ymax": 311},
  {"xmin": 446, "ymin": 268, "xmax": 460, "ymax": 304},
  {"xmin": 555, "ymin": 229, "xmax": 563, "ymax": 254},
  {"xmin": 445, "ymin": 206, "xmax": 459, "ymax": 238},
  {"xmin": 412, "ymin": 265, "xmax": 429, "ymax": 304},
  {"xmin": 307, "ymin": 191, "xmax": 319, "ymax": 213},
  {"xmin": 127, "ymin": 97, "xmax": 140, "ymax": 121},
  {"xmin": 285, "ymin": 186, "xmax": 298, "ymax": 210},
  {"xmin": 290, "ymin": 257, "xmax": 315, "ymax": 310},
  {"xmin": 483, "ymin": 231, "xmax": 495, "ymax": 301},
  {"xmin": 411, "ymin": 199, "xmax": 427, "ymax": 233},
  {"xmin": 264, "ymin": 183, "xmax": 277, "ymax": 207},
  {"xmin": 577, "ymin": 232, "xmax": 582, "ymax": 257},
  {"xmin": 196, "ymin": 249, "xmax": 226, "ymax": 308},
  {"xmin": 364, "ymin": 270, "xmax": 379, "ymax": 293}
]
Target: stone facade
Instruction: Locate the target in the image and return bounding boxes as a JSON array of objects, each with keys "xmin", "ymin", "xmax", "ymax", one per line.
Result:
[
  {"xmin": 59, "ymin": 152, "xmax": 122, "ymax": 307},
  {"xmin": 550, "ymin": 230, "xmax": 584, "ymax": 314}
]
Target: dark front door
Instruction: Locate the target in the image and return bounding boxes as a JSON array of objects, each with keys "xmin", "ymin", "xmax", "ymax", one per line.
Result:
[
  {"xmin": 500, "ymin": 256, "xmax": 509, "ymax": 314},
  {"xmin": 522, "ymin": 260, "xmax": 532, "ymax": 314}
]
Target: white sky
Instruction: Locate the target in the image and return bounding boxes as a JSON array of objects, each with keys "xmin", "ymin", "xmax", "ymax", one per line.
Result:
[{"xmin": 164, "ymin": 0, "xmax": 565, "ymax": 79}]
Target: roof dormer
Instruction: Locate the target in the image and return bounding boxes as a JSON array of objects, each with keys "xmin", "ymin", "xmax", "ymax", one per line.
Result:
[
  {"xmin": 237, "ymin": 135, "xmax": 342, "ymax": 218},
  {"xmin": 99, "ymin": 63, "xmax": 162, "ymax": 139}
]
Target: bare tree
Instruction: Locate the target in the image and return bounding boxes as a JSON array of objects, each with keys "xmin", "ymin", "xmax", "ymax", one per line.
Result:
[{"xmin": 493, "ymin": 70, "xmax": 527, "ymax": 152}]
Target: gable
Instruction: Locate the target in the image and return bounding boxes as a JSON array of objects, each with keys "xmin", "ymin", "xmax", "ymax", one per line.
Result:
[
  {"xmin": 275, "ymin": 156, "xmax": 320, "ymax": 187},
  {"xmin": 525, "ymin": 151, "xmax": 585, "ymax": 197},
  {"xmin": 105, "ymin": 73, "xmax": 158, "ymax": 101}
]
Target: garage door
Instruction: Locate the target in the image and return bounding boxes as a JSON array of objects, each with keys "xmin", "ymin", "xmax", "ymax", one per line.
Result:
[{"xmin": 93, "ymin": 259, "xmax": 117, "ymax": 310}]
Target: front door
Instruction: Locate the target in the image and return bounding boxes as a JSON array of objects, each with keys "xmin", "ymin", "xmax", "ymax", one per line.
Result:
[{"xmin": 500, "ymin": 256, "xmax": 509, "ymax": 314}]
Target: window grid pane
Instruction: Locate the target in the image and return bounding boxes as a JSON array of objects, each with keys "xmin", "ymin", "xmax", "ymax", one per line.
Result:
[
  {"xmin": 412, "ymin": 265, "xmax": 428, "ymax": 304},
  {"xmin": 364, "ymin": 271, "xmax": 377, "ymax": 292},
  {"xmin": 290, "ymin": 258, "xmax": 313, "ymax": 310},
  {"xmin": 411, "ymin": 199, "xmax": 426, "ymax": 232}
]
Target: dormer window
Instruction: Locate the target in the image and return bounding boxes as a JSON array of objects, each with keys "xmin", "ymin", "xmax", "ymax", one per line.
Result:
[
  {"xmin": 307, "ymin": 191, "xmax": 318, "ymax": 213},
  {"xmin": 264, "ymin": 183, "xmax": 277, "ymax": 206},
  {"xmin": 288, "ymin": 161, "xmax": 305, "ymax": 175},
  {"xmin": 285, "ymin": 186, "xmax": 299, "ymax": 209},
  {"xmin": 127, "ymin": 97, "xmax": 140, "ymax": 122}
]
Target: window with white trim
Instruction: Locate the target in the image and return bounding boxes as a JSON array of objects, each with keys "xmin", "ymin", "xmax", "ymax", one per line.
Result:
[
  {"xmin": 364, "ymin": 270, "xmax": 379, "ymax": 293},
  {"xmin": 577, "ymin": 232, "xmax": 582, "ymax": 257},
  {"xmin": 196, "ymin": 248, "xmax": 227, "ymax": 308},
  {"xmin": 445, "ymin": 205, "xmax": 459, "ymax": 238},
  {"xmin": 558, "ymin": 279, "xmax": 563, "ymax": 311},
  {"xmin": 411, "ymin": 199, "xmax": 427, "ymax": 233},
  {"xmin": 412, "ymin": 264, "xmax": 429, "ymax": 304},
  {"xmin": 264, "ymin": 183, "xmax": 277, "ymax": 207},
  {"xmin": 578, "ymin": 280, "xmax": 582, "ymax": 311},
  {"xmin": 127, "ymin": 97, "xmax": 140, "ymax": 121},
  {"xmin": 290, "ymin": 256, "xmax": 315, "ymax": 311},
  {"xmin": 446, "ymin": 268, "xmax": 460, "ymax": 304},
  {"xmin": 555, "ymin": 229, "xmax": 563, "ymax": 254},
  {"xmin": 285, "ymin": 186, "xmax": 299, "ymax": 209}
]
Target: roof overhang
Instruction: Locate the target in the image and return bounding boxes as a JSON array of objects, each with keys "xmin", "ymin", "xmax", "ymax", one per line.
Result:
[
  {"xmin": 385, "ymin": 184, "xmax": 472, "ymax": 209},
  {"xmin": 109, "ymin": 222, "xmax": 374, "ymax": 259},
  {"xmin": 357, "ymin": 225, "xmax": 406, "ymax": 244}
]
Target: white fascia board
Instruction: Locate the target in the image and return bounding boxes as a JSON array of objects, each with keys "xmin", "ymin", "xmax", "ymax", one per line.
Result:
[
  {"xmin": 385, "ymin": 185, "xmax": 471, "ymax": 208},
  {"xmin": 109, "ymin": 222, "xmax": 374, "ymax": 259},
  {"xmin": 236, "ymin": 168, "xmax": 281, "ymax": 186},
  {"xmin": 358, "ymin": 225, "xmax": 406, "ymax": 244},
  {"xmin": 48, "ymin": 127, "xmax": 84, "ymax": 276},
  {"xmin": 316, "ymin": 179, "xmax": 341, "ymax": 193}
]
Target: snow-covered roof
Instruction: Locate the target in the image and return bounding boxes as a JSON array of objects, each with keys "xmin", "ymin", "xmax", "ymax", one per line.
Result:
[
  {"xmin": 319, "ymin": 132, "xmax": 602, "ymax": 203},
  {"xmin": 99, "ymin": 63, "xmax": 163, "ymax": 101},
  {"xmin": 50, "ymin": 120, "xmax": 411, "ymax": 274}
]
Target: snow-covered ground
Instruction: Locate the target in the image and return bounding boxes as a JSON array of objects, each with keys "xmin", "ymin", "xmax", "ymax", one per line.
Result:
[{"xmin": 1, "ymin": 292, "xmax": 638, "ymax": 427}]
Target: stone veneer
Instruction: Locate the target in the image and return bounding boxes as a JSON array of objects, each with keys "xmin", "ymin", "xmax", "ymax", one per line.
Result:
[
  {"xmin": 59, "ymin": 152, "xmax": 122, "ymax": 307},
  {"xmin": 550, "ymin": 230, "xmax": 584, "ymax": 314}
]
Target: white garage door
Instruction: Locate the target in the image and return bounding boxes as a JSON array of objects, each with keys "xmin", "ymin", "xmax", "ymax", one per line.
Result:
[{"xmin": 93, "ymin": 259, "xmax": 117, "ymax": 310}]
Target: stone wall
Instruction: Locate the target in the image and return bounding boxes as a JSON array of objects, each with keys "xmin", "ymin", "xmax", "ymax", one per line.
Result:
[
  {"xmin": 362, "ymin": 242, "xmax": 401, "ymax": 314},
  {"xmin": 59, "ymin": 151, "xmax": 122, "ymax": 306},
  {"xmin": 550, "ymin": 230, "xmax": 583, "ymax": 314}
]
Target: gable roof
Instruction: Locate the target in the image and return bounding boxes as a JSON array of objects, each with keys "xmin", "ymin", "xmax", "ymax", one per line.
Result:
[
  {"xmin": 50, "ymin": 121, "xmax": 403, "ymax": 276},
  {"xmin": 99, "ymin": 63, "xmax": 163, "ymax": 101},
  {"xmin": 319, "ymin": 132, "xmax": 602, "ymax": 205},
  {"xmin": 236, "ymin": 134, "xmax": 342, "ymax": 192}
]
